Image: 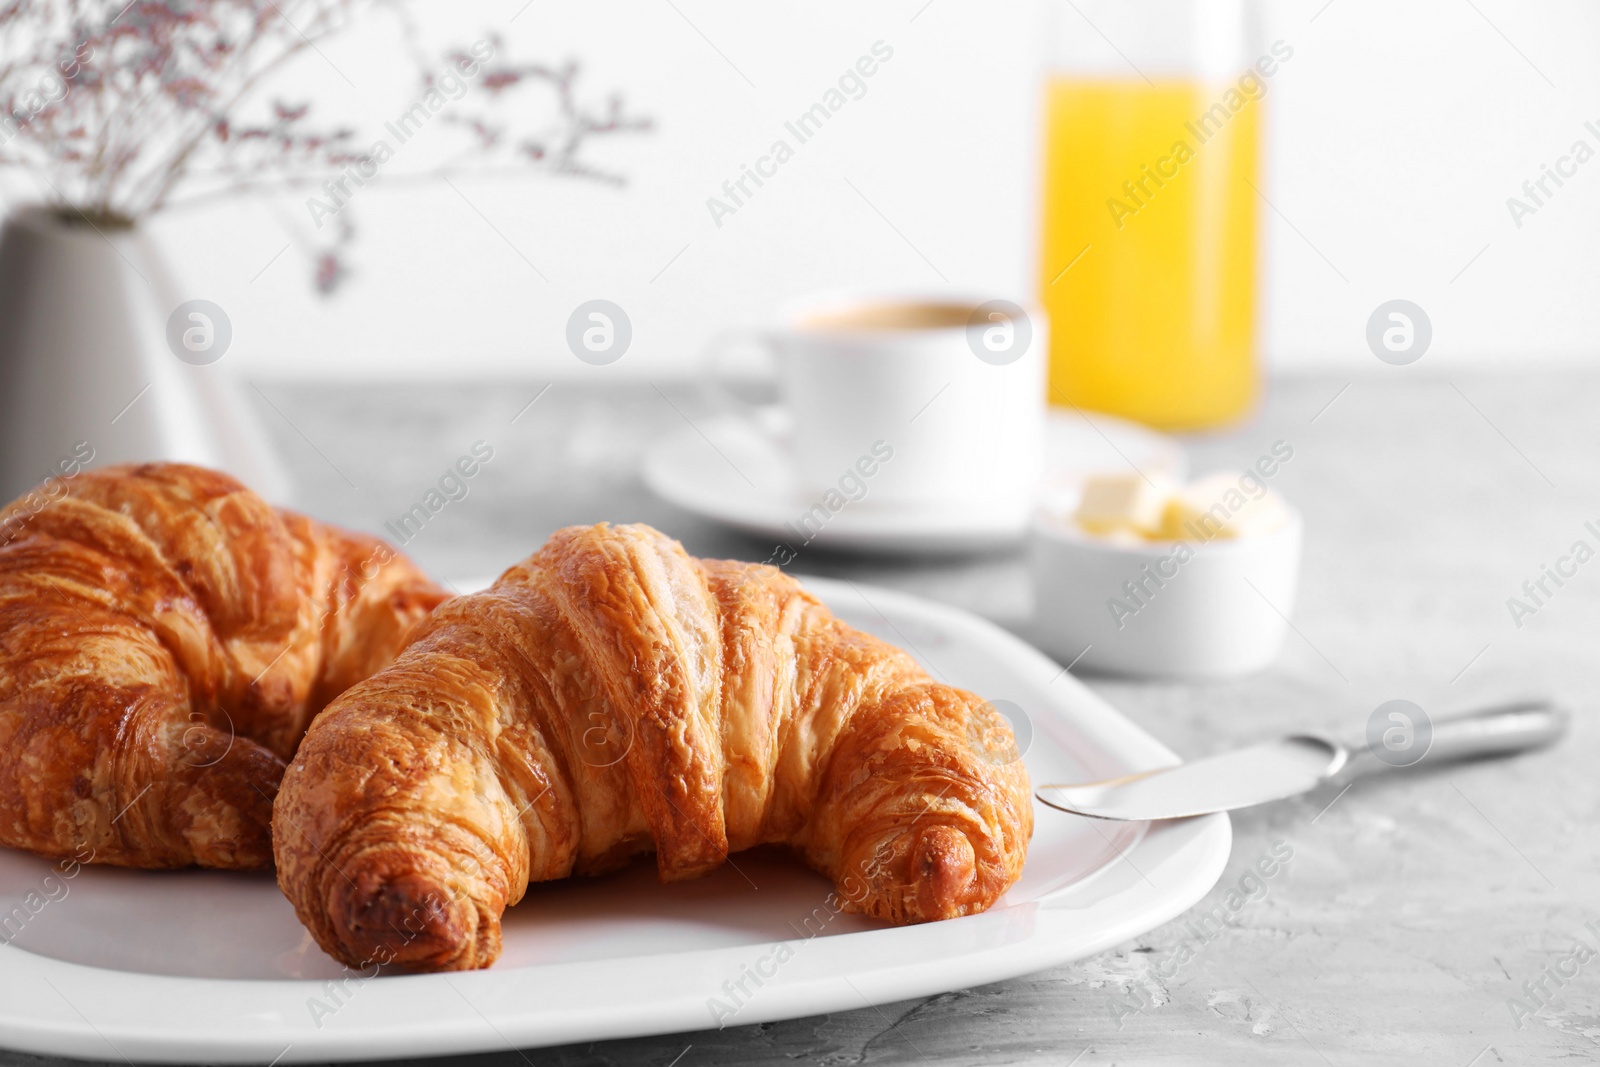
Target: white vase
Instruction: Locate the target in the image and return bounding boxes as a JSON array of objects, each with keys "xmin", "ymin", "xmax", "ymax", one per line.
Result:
[{"xmin": 0, "ymin": 205, "xmax": 290, "ymax": 504}]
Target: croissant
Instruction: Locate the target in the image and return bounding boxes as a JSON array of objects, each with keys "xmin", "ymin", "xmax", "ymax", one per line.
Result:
[
  {"xmin": 275, "ymin": 522, "xmax": 1033, "ymax": 971},
  {"xmin": 0, "ymin": 462, "xmax": 447, "ymax": 870}
]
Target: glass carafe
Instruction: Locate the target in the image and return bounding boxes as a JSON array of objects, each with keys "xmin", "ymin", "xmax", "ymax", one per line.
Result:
[{"xmin": 1039, "ymin": 0, "xmax": 1271, "ymax": 430}]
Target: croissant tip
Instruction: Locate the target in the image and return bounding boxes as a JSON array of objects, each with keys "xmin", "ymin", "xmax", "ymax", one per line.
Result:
[
  {"xmin": 333, "ymin": 872, "xmax": 490, "ymax": 971},
  {"xmin": 911, "ymin": 824, "xmax": 978, "ymax": 920}
]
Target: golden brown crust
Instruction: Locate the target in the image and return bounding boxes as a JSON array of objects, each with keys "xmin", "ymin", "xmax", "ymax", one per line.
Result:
[
  {"xmin": 0, "ymin": 463, "xmax": 447, "ymax": 870},
  {"xmin": 275, "ymin": 522, "xmax": 1032, "ymax": 971}
]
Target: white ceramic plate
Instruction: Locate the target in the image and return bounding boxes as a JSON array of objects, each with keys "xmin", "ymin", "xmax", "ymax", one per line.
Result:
[
  {"xmin": 642, "ymin": 409, "xmax": 1187, "ymax": 552},
  {"xmin": 0, "ymin": 578, "xmax": 1229, "ymax": 1064}
]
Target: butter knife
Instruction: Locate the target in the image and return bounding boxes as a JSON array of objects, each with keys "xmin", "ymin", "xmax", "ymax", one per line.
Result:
[{"xmin": 1035, "ymin": 699, "xmax": 1568, "ymax": 821}]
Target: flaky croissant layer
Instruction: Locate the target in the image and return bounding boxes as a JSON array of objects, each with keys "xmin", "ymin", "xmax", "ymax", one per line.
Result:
[
  {"xmin": 275, "ymin": 523, "xmax": 1032, "ymax": 972},
  {"xmin": 0, "ymin": 463, "xmax": 446, "ymax": 869}
]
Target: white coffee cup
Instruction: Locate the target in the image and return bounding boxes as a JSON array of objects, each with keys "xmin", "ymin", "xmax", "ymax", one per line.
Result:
[{"xmin": 714, "ymin": 292, "xmax": 1046, "ymax": 527}]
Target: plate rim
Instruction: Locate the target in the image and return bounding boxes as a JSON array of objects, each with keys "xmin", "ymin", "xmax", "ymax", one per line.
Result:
[{"xmin": 0, "ymin": 576, "xmax": 1230, "ymax": 1064}]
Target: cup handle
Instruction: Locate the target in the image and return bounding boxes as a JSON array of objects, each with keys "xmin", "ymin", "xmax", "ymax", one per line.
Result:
[{"xmin": 699, "ymin": 329, "xmax": 788, "ymax": 439}]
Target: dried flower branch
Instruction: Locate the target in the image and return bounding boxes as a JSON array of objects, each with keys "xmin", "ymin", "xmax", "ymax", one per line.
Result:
[{"xmin": 0, "ymin": 1, "xmax": 649, "ymax": 291}]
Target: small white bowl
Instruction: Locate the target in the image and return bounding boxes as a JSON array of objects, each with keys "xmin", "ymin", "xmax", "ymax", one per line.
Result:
[{"xmin": 1030, "ymin": 507, "xmax": 1304, "ymax": 680}]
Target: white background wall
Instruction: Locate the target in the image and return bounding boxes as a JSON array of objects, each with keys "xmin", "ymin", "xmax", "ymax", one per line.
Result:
[{"xmin": 11, "ymin": 0, "xmax": 1599, "ymax": 379}]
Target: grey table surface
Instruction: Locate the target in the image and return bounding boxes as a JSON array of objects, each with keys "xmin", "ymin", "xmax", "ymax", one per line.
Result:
[{"xmin": 8, "ymin": 370, "xmax": 1595, "ymax": 1067}]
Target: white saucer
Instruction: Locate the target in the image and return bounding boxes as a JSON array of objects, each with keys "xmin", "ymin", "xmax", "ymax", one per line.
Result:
[{"xmin": 642, "ymin": 408, "xmax": 1187, "ymax": 553}]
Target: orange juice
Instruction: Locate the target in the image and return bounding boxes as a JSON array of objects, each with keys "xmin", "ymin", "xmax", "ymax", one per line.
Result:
[{"xmin": 1039, "ymin": 78, "xmax": 1260, "ymax": 430}]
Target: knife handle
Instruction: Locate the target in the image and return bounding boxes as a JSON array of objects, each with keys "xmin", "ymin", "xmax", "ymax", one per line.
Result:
[{"xmin": 1345, "ymin": 698, "xmax": 1569, "ymax": 778}]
